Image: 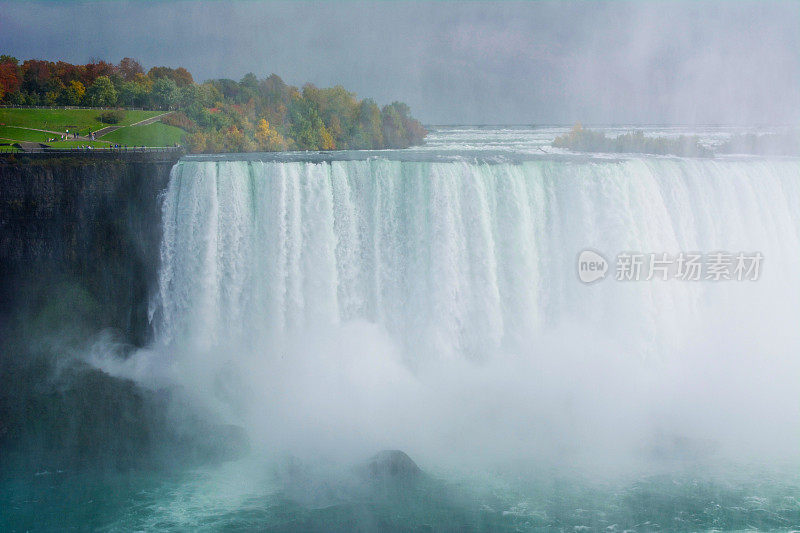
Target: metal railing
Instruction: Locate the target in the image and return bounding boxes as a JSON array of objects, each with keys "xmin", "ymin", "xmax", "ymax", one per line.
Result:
[
  {"xmin": 0, "ymin": 146, "xmax": 184, "ymax": 154},
  {"xmin": 0, "ymin": 105, "xmax": 159, "ymax": 111}
]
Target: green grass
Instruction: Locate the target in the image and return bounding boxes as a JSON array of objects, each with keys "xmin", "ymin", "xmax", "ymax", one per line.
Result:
[
  {"xmin": 0, "ymin": 108, "xmax": 164, "ymax": 133},
  {"xmin": 102, "ymin": 122, "xmax": 185, "ymax": 147},
  {"xmin": 0, "ymin": 126, "xmax": 52, "ymax": 143},
  {"xmin": 0, "ymin": 108, "xmax": 186, "ymax": 150}
]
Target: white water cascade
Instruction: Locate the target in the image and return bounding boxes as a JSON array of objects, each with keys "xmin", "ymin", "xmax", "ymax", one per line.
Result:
[
  {"xmin": 136, "ymin": 155, "xmax": 800, "ymax": 467},
  {"xmin": 155, "ymin": 157, "xmax": 800, "ymax": 353}
]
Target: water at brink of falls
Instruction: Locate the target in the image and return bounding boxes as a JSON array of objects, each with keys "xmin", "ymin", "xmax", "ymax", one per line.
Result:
[{"xmin": 79, "ymin": 127, "xmax": 800, "ymax": 529}]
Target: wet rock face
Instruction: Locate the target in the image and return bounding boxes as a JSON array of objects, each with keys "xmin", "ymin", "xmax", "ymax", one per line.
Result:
[
  {"xmin": 0, "ymin": 153, "xmax": 183, "ymax": 475},
  {"xmin": 0, "ymin": 154, "xmax": 177, "ymax": 346},
  {"xmin": 363, "ymin": 450, "xmax": 422, "ymax": 480}
]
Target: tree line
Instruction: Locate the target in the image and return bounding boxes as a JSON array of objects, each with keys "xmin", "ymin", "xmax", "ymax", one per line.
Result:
[
  {"xmin": 0, "ymin": 56, "xmax": 426, "ymax": 152},
  {"xmin": 553, "ymin": 123, "xmax": 713, "ymax": 157},
  {"xmin": 553, "ymin": 123, "xmax": 800, "ymax": 157}
]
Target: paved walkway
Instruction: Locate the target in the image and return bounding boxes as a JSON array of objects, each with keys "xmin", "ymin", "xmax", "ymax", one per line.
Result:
[
  {"xmin": 93, "ymin": 111, "xmax": 173, "ymax": 138},
  {"xmin": 91, "ymin": 125, "xmax": 120, "ymax": 138},
  {"xmin": 3, "ymin": 126, "xmax": 85, "ymax": 139},
  {"xmin": 16, "ymin": 141, "xmax": 50, "ymax": 151},
  {"xmin": 130, "ymin": 111, "xmax": 173, "ymax": 127},
  {"xmin": 2, "ymin": 125, "xmax": 96, "ymax": 142},
  {"xmin": 7, "ymin": 126, "xmax": 64, "ymax": 135}
]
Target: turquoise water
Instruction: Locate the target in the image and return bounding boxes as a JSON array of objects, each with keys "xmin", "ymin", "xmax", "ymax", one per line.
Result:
[{"xmin": 4, "ymin": 462, "xmax": 799, "ymax": 531}]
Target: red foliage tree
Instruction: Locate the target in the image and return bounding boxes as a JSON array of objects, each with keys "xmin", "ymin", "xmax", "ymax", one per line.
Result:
[
  {"xmin": 21, "ymin": 60, "xmax": 55, "ymax": 94},
  {"xmin": 118, "ymin": 57, "xmax": 144, "ymax": 81},
  {"xmin": 148, "ymin": 66, "xmax": 194, "ymax": 88},
  {"xmin": 0, "ymin": 56, "xmax": 21, "ymax": 98},
  {"xmin": 53, "ymin": 61, "xmax": 84, "ymax": 84},
  {"xmin": 82, "ymin": 59, "xmax": 118, "ymax": 86}
]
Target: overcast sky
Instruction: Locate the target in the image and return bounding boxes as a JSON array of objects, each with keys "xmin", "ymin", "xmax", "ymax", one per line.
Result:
[{"xmin": 1, "ymin": 1, "xmax": 798, "ymax": 125}]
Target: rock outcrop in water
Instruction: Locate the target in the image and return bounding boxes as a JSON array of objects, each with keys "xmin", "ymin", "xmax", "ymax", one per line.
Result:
[{"xmin": 361, "ymin": 450, "xmax": 422, "ymax": 480}]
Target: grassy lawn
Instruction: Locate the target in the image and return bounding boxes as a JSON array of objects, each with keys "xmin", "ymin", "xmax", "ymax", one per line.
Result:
[
  {"xmin": 102, "ymin": 122, "xmax": 185, "ymax": 147},
  {"xmin": 0, "ymin": 125, "xmax": 52, "ymax": 143},
  {"xmin": 0, "ymin": 108, "xmax": 187, "ymax": 149},
  {"xmin": 0, "ymin": 108, "xmax": 164, "ymax": 133}
]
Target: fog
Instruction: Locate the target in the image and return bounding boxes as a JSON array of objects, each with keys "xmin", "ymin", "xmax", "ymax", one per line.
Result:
[
  {"xmin": 93, "ymin": 310, "xmax": 800, "ymax": 478},
  {"xmin": 1, "ymin": 0, "xmax": 798, "ymax": 125}
]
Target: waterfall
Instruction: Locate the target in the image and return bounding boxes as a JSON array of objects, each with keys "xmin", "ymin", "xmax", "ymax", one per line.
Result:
[{"xmin": 154, "ymin": 157, "xmax": 800, "ymax": 363}]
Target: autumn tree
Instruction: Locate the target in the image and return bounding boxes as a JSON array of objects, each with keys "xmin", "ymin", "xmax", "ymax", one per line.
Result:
[
  {"xmin": 53, "ymin": 61, "xmax": 84, "ymax": 85},
  {"xmin": 171, "ymin": 67, "xmax": 194, "ymax": 87},
  {"xmin": 21, "ymin": 60, "xmax": 56, "ymax": 95},
  {"xmin": 62, "ymin": 80, "xmax": 86, "ymax": 105},
  {"xmin": 0, "ymin": 55, "xmax": 427, "ymax": 152},
  {"xmin": 0, "ymin": 56, "xmax": 21, "ymax": 101},
  {"xmin": 254, "ymin": 118, "xmax": 287, "ymax": 151},
  {"xmin": 82, "ymin": 59, "xmax": 118, "ymax": 86},
  {"xmin": 118, "ymin": 57, "xmax": 144, "ymax": 81},
  {"xmin": 149, "ymin": 66, "xmax": 194, "ymax": 87}
]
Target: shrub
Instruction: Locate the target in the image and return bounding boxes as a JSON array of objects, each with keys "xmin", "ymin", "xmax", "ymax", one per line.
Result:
[
  {"xmin": 553, "ymin": 123, "xmax": 712, "ymax": 157},
  {"xmin": 161, "ymin": 111, "xmax": 198, "ymax": 133},
  {"xmin": 98, "ymin": 110, "xmax": 126, "ymax": 124}
]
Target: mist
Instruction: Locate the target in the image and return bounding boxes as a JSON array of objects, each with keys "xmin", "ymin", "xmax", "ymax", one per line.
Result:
[{"xmin": 1, "ymin": 1, "xmax": 798, "ymax": 125}]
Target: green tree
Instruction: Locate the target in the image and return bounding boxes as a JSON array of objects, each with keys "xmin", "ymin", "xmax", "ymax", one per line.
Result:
[
  {"xmin": 209, "ymin": 78, "xmax": 245, "ymax": 103},
  {"xmin": 288, "ymin": 95, "xmax": 336, "ymax": 150},
  {"xmin": 151, "ymin": 77, "xmax": 179, "ymax": 110},
  {"xmin": 380, "ymin": 102, "xmax": 425, "ymax": 148},
  {"xmin": 351, "ymin": 99, "xmax": 383, "ymax": 149},
  {"xmin": 178, "ymin": 84, "xmax": 201, "ymax": 109},
  {"xmin": 118, "ymin": 81, "xmax": 148, "ymax": 107},
  {"xmin": 240, "ymin": 72, "xmax": 259, "ymax": 90},
  {"xmin": 198, "ymin": 82, "xmax": 223, "ymax": 107},
  {"xmin": 303, "ymin": 84, "xmax": 358, "ymax": 148},
  {"xmin": 86, "ymin": 75, "xmax": 117, "ymax": 107},
  {"xmin": 7, "ymin": 89, "xmax": 25, "ymax": 105}
]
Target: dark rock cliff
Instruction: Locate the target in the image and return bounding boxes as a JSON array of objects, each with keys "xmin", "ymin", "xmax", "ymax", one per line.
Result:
[
  {"xmin": 0, "ymin": 152, "xmax": 177, "ymax": 346},
  {"xmin": 0, "ymin": 153, "xmax": 241, "ymax": 475}
]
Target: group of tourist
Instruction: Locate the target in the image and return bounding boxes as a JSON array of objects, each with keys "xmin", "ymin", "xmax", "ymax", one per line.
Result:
[
  {"xmin": 59, "ymin": 129, "xmax": 97, "ymax": 141},
  {"xmin": 73, "ymin": 143, "xmax": 127, "ymax": 150}
]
